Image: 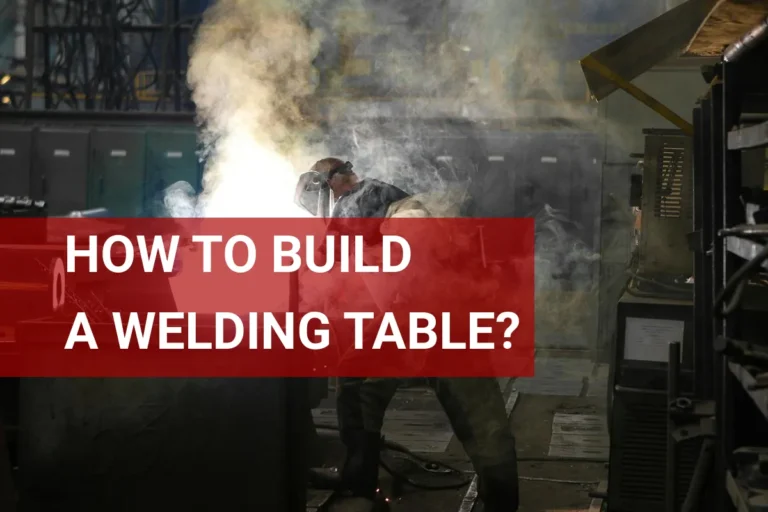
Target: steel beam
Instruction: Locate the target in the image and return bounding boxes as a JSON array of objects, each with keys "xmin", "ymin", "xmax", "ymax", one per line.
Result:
[{"xmin": 581, "ymin": 55, "xmax": 694, "ymax": 136}]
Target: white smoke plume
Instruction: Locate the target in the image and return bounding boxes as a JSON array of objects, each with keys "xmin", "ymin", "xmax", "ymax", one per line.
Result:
[
  {"xmin": 175, "ymin": 0, "xmax": 647, "ymax": 348},
  {"xmin": 185, "ymin": 0, "xmax": 325, "ymax": 218}
]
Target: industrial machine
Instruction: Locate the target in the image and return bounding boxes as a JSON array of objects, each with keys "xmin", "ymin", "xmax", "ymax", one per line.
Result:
[
  {"xmin": 607, "ymin": 129, "xmax": 703, "ymax": 511},
  {"xmin": 0, "ymin": 206, "xmax": 310, "ymax": 511},
  {"xmin": 0, "ymin": 112, "xmax": 204, "ymax": 218}
]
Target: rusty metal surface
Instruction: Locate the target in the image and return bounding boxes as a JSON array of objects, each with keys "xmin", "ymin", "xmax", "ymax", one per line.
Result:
[
  {"xmin": 580, "ymin": 0, "xmax": 718, "ymax": 102},
  {"xmin": 548, "ymin": 413, "xmax": 610, "ymax": 460},
  {"xmin": 685, "ymin": 0, "xmax": 768, "ymax": 56}
]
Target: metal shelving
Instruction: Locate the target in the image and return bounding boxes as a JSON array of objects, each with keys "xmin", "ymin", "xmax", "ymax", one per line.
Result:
[
  {"xmin": 727, "ymin": 121, "xmax": 768, "ymax": 150},
  {"xmin": 691, "ymin": 21, "xmax": 768, "ymax": 512},
  {"xmin": 727, "ymin": 362, "xmax": 768, "ymax": 418},
  {"xmin": 724, "ymin": 237, "xmax": 768, "ymax": 270},
  {"xmin": 725, "ymin": 469, "xmax": 752, "ymax": 512}
]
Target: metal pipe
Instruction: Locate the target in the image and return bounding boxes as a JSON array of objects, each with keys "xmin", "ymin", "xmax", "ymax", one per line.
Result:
[
  {"xmin": 680, "ymin": 439, "xmax": 715, "ymax": 512},
  {"xmin": 24, "ymin": 0, "xmax": 34, "ymax": 109},
  {"xmin": 723, "ymin": 16, "xmax": 768, "ymax": 63},
  {"xmin": 158, "ymin": 0, "xmax": 172, "ymax": 111},
  {"xmin": 173, "ymin": 0, "xmax": 181, "ymax": 111},
  {"xmin": 41, "ymin": 0, "xmax": 49, "ymax": 109},
  {"xmin": 667, "ymin": 341, "xmax": 681, "ymax": 512},
  {"xmin": 15, "ymin": 0, "xmax": 26, "ymax": 61},
  {"xmin": 30, "ymin": 24, "xmax": 197, "ymax": 32}
]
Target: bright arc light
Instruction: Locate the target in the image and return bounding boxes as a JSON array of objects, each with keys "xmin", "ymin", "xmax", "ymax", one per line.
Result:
[{"xmin": 199, "ymin": 131, "xmax": 311, "ymax": 219}]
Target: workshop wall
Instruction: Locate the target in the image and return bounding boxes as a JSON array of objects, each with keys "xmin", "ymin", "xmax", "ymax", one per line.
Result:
[{"xmin": 598, "ymin": 65, "xmax": 710, "ymax": 163}]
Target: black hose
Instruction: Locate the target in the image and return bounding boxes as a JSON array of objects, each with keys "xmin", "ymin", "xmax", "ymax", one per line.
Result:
[
  {"xmin": 315, "ymin": 424, "xmax": 471, "ymax": 490},
  {"xmin": 626, "ymin": 271, "xmax": 690, "ymax": 294},
  {"xmin": 721, "ymin": 279, "xmax": 747, "ymax": 316},
  {"xmin": 313, "ymin": 423, "xmax": 609, "ymax": 492},
  {"xmin": 714, "ymin": 241, "xmax": 768, "ymax": 315}
]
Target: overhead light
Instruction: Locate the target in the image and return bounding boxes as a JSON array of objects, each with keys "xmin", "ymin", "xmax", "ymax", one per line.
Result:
[
  {"xmin": 0, "ymin": 75, "xmax": 10, "ymax": 86},
  {"xmin": 1, "ymin": 96, "xmax": 10, "ymax": 105}
]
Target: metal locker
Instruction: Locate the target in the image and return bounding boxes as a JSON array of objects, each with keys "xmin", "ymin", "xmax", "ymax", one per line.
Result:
[
  {"xmin": 90, "ymin": 129, "xmax": 146, "ymax": 216},
  {"xmin": 474, "ymin": 135, "xmax": 517, "ymax": 218},
  {"xmin": 0, "ymin": 126, "xmax": 33, "ymax": 197},
  {"xmin": 145, "ymin": 128, "xmax": 200, "ymax": 217},
  {"xmin": 568, "ymin": 134, "xmax": 602, "ymax": 251},
  {"xmin": 32, "ymin": 128, "xmax": 90, "ymax": 216},
  {"xmin": 513, "ymin": 133, "xmax": 568, "ymax": 217}
]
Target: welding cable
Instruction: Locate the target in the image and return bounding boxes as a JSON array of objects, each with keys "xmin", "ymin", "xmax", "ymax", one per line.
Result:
[
  {"xmin": 518, "ymin": 476, "xmax": 599, "ymax": 485},
  {"xmin": 314, "ymin": 425, "xmax": 605, "ymax": 492},
  {"xmin": 720, "ymin": 279, "xmax": 748, "ymax": 316},
  {"xmin": 625, "ymin": 271, "xmax": 691, "ymax": 295},
  {"xmin": 315, "ymin": 425, "xmax": 471, "ymax": 490},
  {"xmin": 714, "ymin": 241, "xmax": 768, "ymax": 315},
  {"xmin": 314, "ymin": 425, "xmax": 607, "ymax": 490}
]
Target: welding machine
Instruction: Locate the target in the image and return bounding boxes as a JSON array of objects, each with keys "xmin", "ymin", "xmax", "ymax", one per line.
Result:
[
  {"xmin": 608, "ymin": 292, "xmax": 703, "ymax": 511},
  {"xmin": 606, "ymin": 130, "xmax": 705, "ymax": 511}
]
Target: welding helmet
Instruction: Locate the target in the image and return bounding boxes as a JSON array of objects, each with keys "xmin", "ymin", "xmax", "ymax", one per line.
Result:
[{"xmin": 294, "ymin": 160, "xmax": 353, "ymax": 217}]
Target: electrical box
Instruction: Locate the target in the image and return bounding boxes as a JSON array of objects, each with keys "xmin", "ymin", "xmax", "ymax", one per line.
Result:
[
  {"xmin": 89, "ymin": 129, "xmax": 146, "ymax": 216},
  {"xmin": 32, "ymin": 128, "xmax": 90, "ymax": 216},
  {"xmin": 0, "ymin": 126, "xmax": 33, "ymax": 197},
  {"xmin": 639, "ymin": 129, "xmax": 693, "ymax": 276},
  {"xmin": 145, "ymin": 128, "xmax": 200, "ymax": 217},
  {"xmin": 608, "ymin": 292, "xmax": 702, "ymax": 511}
]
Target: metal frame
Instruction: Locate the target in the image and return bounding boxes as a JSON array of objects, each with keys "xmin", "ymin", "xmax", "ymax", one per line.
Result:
[
  {"xmin": 692, "ymin": 32, "xmax": 768, "ymax": 511},
  {"xmin": 581, "ymin": 55, "xmax": 694, "ymax": 136},
  {"xmin": 23, "ymin": 0, "xmax": 195, "ymax": 111}
]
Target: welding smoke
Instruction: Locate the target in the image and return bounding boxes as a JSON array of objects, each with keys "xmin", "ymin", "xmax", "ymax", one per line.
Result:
[
  {"xmin": 185, "ymin": 0, "xmax": 324, "ymax": 218},
  {"xmin": 176, "ymin": 0, "xmax": 647, "ymax": 349}
]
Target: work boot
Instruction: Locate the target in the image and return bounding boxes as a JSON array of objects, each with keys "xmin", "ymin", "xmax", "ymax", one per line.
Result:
[
  {"xmin": 475, "ymin": 460, "xmax": 520, "ymax": 512},
  {"xmin": 339, "ymin": 431, "xmax": 382, "ymax": 500}
]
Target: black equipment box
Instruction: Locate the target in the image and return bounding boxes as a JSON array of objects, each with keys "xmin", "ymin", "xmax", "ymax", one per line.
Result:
[
  {"xmin": 13, "ymin": 315, "xmax": 309, "ymax": 512},
  {"xmin": 608, "ymin": 292, "xmax": 704, "ymax": 511},
  {"xmin": 0, "ymin": 227, "xmax": 309, "ymax": 511}
]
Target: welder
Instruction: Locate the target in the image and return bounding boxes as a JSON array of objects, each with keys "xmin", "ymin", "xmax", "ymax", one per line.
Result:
[{"xmin": 295, "ymin": 157, "xmax": 520, "ymax": 512}]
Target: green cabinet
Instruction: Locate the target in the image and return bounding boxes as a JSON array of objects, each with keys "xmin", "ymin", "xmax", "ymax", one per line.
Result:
[
  {"xmin": 145, "ymin": 128, "xmax": 201, "ymax": 216},
  {"xmin": 89, "ymin": 129, "xmax": 146, "ymax": 217}
]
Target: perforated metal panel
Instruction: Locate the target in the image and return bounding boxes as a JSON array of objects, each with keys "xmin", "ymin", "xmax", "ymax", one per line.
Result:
[
  {"xmin": 639, "ymin": 130, "xmax": 694, "ymax": 275},
  {"xmin": 608, "ymin": 390, "xmax": 704, "ymax": 511},
  {"xmin": 653, "ymin": 138, "xmax": 691, "ymax": 219}
]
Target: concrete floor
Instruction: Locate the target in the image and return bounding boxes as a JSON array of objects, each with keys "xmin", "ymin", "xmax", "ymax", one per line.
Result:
[{"xmin": 312, "ymin": 350, "xmax": 609, "ymax": 512}]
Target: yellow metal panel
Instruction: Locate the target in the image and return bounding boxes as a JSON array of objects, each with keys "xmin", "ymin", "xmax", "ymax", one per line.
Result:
[
  {"xmin": 343, "ymin": 58, "xmax": 372, "ymax": 76},
  {"xmin": 470, "ymin": 59, "xmax": 485, "ymax": 79},
  {"xmin": 489, "ymin": 58, "xmax": 503, "ymax": 93},
  {"xmin": 581, "ymin": 55, "xmax": 694, "ymax": 136},
  {"xmin": 336, "ymin": 10, "xmax": 375, "ymax": 34}
]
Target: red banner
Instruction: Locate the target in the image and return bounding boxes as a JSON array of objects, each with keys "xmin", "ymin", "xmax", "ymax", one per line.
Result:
[{"xmin": 0, "ymin": 217, "xmax": 534, "ymax": 377}]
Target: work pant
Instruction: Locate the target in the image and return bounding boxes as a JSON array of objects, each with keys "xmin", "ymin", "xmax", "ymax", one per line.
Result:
[
  {"xmin": 337, "ymin": 377, "xmax": 519, "ymax": 510},
  {"xmin": 0, "ymin": 421, "xmax": 15, "ymax": 511}
]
